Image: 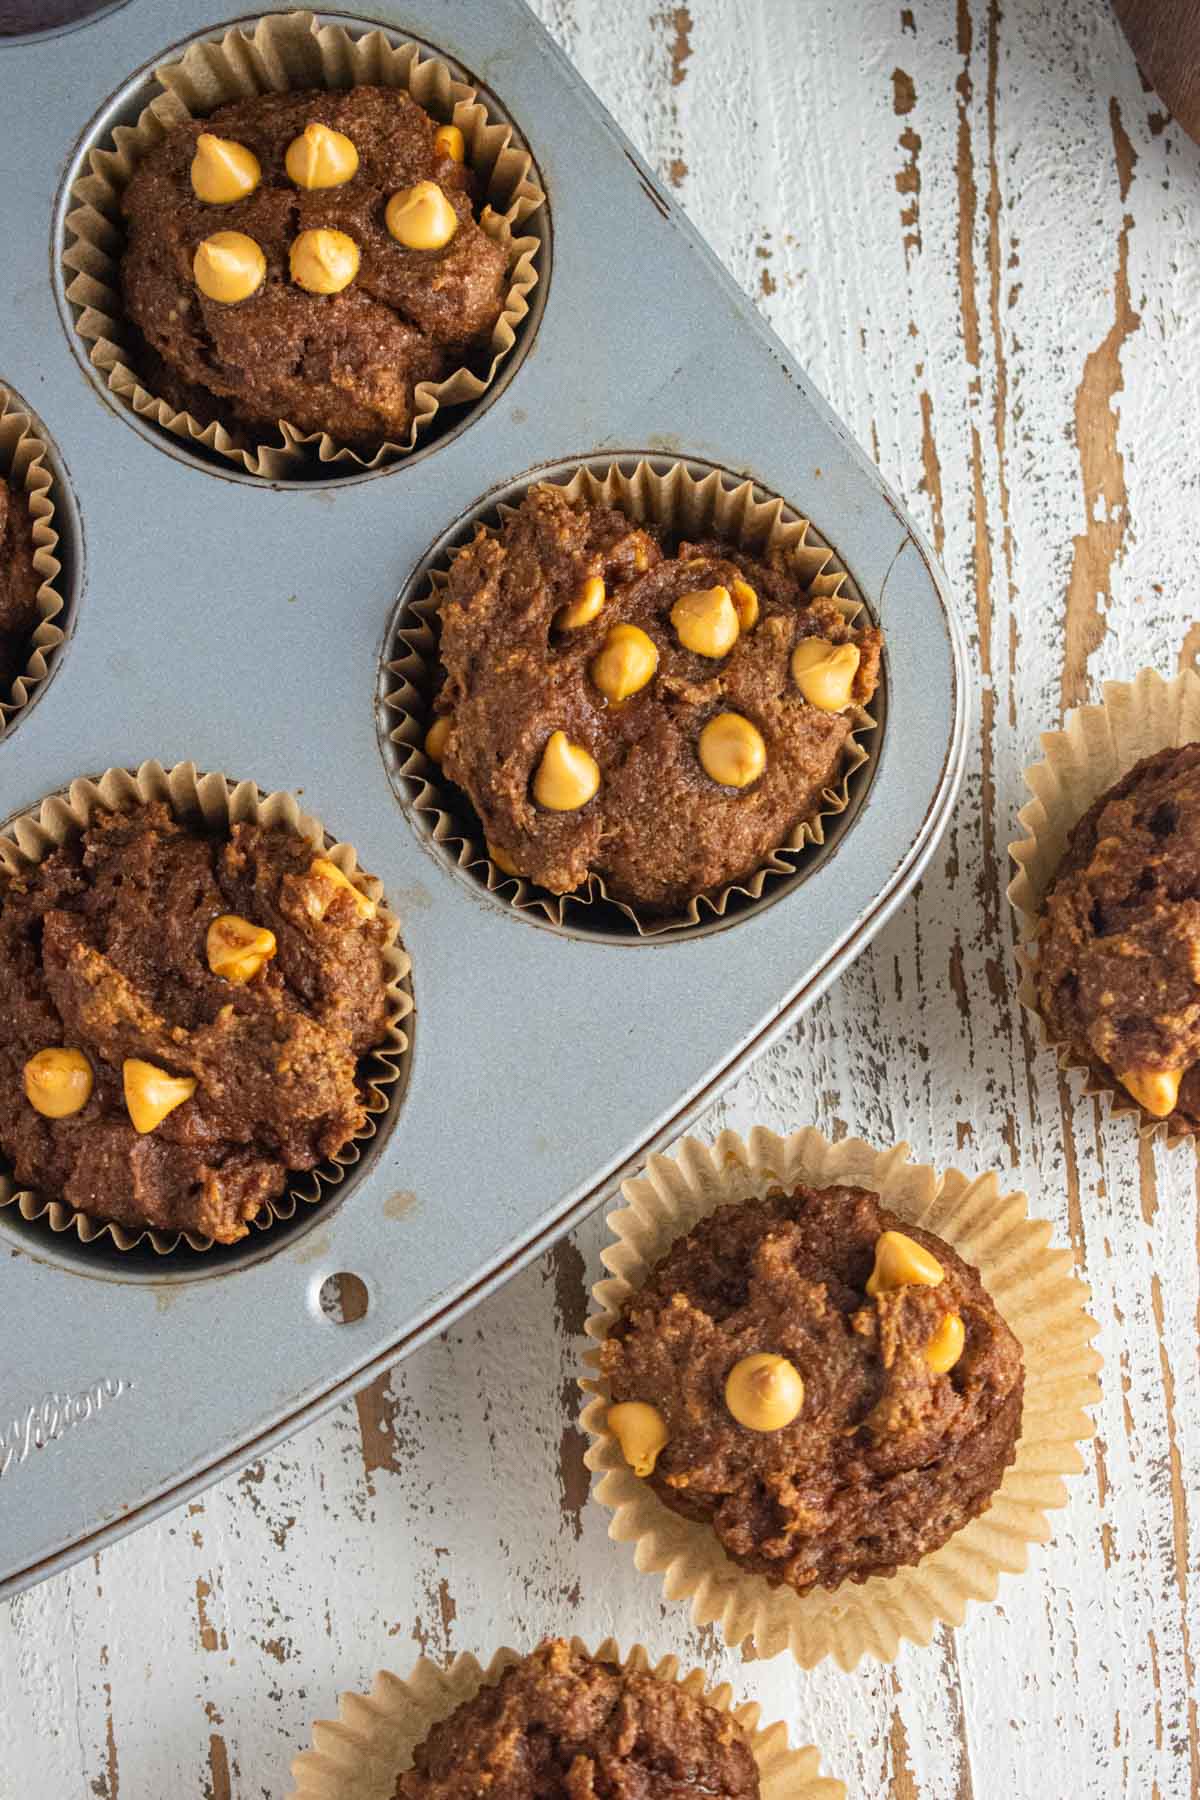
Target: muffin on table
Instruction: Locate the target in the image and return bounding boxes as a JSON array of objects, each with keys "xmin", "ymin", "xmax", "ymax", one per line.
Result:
[
  {"xmin": 1037, "ymin": 741, "xmax": 1200, "ymax": 1135},
  {"xmin": 119, "ymin": 86, "xmax": 509, "ymax": 451},
  {"xmin": 600, "ymin": 1181, "xmax": 1024, "ymax": 1594},
  {"xmin": 393, "ymin": 1638, "xmax": 761, "ymax": 1799},
  {"xmin": 0, "ymin": 802, "xmax": 390, "ymax": 1244},
  {"xmin": 428, "ymin": 483, "xmax": 882, "ymax": 914},
  {"xmin": 0, "ymin": 475, "xmax": 40, "ymax": 703}
]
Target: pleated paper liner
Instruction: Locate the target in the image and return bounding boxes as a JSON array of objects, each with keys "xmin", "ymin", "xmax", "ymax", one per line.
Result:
[
  {"xmin": 286, "ymin": 1637, "xmax": 843, "ymax": 1800},
  {"xmin": 0, "ymin": 390, "xmax": 67, "ymax": 734},
  {"xmin": 1008, "ymin": 666, "xmax": 1200, "ymax": 1146},
  {"xmin": 0, "ymin": 761, "xmax": 412, "ymax": 1257},
  {"xmin": 581, "ymin": 1126, "xmax": 1101, "ymax": 1670},
  {"xmin": 61, "ymin": 9, "xmax": 544, "ymax": 476},
  {"xmin": 385, "ymin": 459, "xmax": 877, "ymax": 937}
]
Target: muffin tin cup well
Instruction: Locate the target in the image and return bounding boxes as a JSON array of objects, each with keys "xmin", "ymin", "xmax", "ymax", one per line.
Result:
[
  {"xmin": 287, "ymin": 1635, "xmax": 843, "ymax": 1800},
  {"xmin": 1008, "ymin": 665, "xmax": 1200, "ymax": 1147},
  {"xmin": 580, "ymin": 1125, "xmax": 1101, "ymax": 1671},
  {"xmin": 384, "ymin": 457, "xmax": 878, "ymax": 939},
  {"xmin": 0, "ymin": 760, "xmax": 412, "ymax": 1257},
  {"xmin": 60, "ymin": 8, "xmax": 545, "ymax": 477},
  {"xmin": 0, "ymin": 389, "xmax": 69, "ymax": 736}
]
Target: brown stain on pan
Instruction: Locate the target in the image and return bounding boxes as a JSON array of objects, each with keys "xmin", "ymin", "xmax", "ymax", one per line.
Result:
[{"xmin": 1061, "ymin": 100, "xmax": 1141, "ymax": 712}]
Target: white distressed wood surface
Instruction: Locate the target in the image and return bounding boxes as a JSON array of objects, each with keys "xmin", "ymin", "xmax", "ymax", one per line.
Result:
[{"xmin": 3, "ymin": 0, "xmax": 1198, "ymax": 1793}]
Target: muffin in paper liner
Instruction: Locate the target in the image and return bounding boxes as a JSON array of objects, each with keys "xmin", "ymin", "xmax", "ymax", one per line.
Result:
[
  {"xmin": 580, "ymin": 1125, "xmax": 1101, "ymax": 1670},
  {"xmin": 286, "ymin": 1637, "xmax": 843, "ymax": 1800},
  {"xmin": 0, "ymin": 760, "xmax": 411, "ymax": 1256},
  {"xmin": 0, "ymin": 390, "xmax": 68, "ymax": 733},
  {"xmin": 61, "ymin": 9, "xmax": 545, "ymax": 476},
  {"xmin": 384, "ymin": 459, "xmax": 877, "ymax": 937},
  {"xmin": 1008, "ymin": 665, "xmax": 1200, "ymax": 1146}
]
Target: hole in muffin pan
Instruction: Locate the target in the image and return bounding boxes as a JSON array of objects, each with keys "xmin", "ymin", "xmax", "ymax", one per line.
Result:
[
  {"xmin": 317, "ymin": 1270, "xmax": 370, "ymax": 1321},
  {"xmin": 51, "ymin": 11, "xmax": 551, "ymax": 489},
  {"xmin": 0, "ymin": 779, "xmax": 415, "ymax": 1287},
  {"xmin": 0, "ymin": 0, "xmax": 129, "ymax": 45},
  {"xmin": 376, "ymin": 454, "xmax": 886, "ymax": 946},
  {"xmin": 0, "ymin": 386, "xmax": 83, "ymax": 744}
]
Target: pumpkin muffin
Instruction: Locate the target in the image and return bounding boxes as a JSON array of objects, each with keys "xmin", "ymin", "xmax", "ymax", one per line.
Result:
[
  {"xmin": 429, "ymin": 484, "xmax": 882, "ymax": 912},
  {"xmin": 1036, "ymin": 741, "xmax": 1200, "ymax": 1133},
  {"xmin": 0, "ymin": 475, "xmax": 40, "ymax": 701},
  {"xmin": 0, "ymin": 802, "xmax": 390, "ymax": 1243},
  {"xmin": 600, "ymin": 1182, "xmax": 1024, "ymax": 1595},
  {"xmin": 119, "ymin": 85, "xmax": 509, "ymax": 450},
  {"xmin": 394, "ymin": 1639, "xmax": 760, "ymax": 1799}
]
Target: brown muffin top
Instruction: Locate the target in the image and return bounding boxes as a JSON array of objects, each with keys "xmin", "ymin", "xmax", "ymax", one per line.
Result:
[
  {"xmin": 394, "ymin": 1639, "xmax": 761, "ymax": 1799},
  {"xmin": 0, "ymin": 475, "xmax": 39, "ymax": 698},
  {"xmin": 1037, "ymin": 741, "xmax": 1200, "ymax": 1132},
  {"xmin": 600, "ymin": 1183, "xmax": 1024, "ymax": 1595},
  {"xmin": 120, "ymin": 86, "xmax": 509, "ymax": 449},
  {"xmin": 432, "ymin": 484, "xmax": 882, "ymax": 912},
  {"xmin": 0, "ymin": 802, "xmax": 391, "ymax": 1243}
]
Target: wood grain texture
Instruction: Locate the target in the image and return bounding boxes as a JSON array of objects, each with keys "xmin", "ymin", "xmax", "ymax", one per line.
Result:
[{"xmin": 2, "ymin": 1, "xmax": 1198, "ymax": 1794}]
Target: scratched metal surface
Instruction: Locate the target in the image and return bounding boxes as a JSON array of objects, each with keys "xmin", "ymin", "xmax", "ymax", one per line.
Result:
[
  {"xmin": 0, "ymin": 0, "xmax": 1197, "ymax": 1795},
  {"xmin": 0, "ymin": 0, "xmax": 963, "ymax": 1599}
]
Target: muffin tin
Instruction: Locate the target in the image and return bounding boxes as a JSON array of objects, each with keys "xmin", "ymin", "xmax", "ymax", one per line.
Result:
[{"xmin": 0, "ymin": 0, "xmax": 966, "ymax": 1597}]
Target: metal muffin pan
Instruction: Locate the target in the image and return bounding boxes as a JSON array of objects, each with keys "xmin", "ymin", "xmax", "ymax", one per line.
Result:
[{"xmin": 0, "ymin": 0, "xmax": 967, "ymax": 1597}]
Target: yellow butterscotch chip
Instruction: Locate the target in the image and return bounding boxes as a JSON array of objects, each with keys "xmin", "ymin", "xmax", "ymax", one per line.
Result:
[
  {"xmin": 385, "ymin": 180, "xmax": 459, "ymax": 250},
  {"xmin": 433, "ymin": 123, "xmax": 466, "ymax": 162},
  {"xmin": 123, "ymin": 1059, "xmax": 197, "ymax": 1135},
  {"xmin": 193, "ymin": 231, "xmax": 266, "ymax": 304},
  {"xmin": 730, "ymin": 577, "xmax": 759, "ymax": 631},
  {"xmin": 590, "ymin": 623, "xmax": 658, "ymax": 703},
  {"xmin": 1119, "ymin": 1066, "xmax": 1183, "ymax": 1118},
  {"xmin": 533, "ymin": 730, "xmax": 600, "ymax": 811},
  {"xmin": 791, "ymin": 637, "xmax": 861, "ymax": 711},
  {"xmin": 556, "ymin": 575, "xmax": 606, "ymax": 631},
  {"xmin": 486, "ymin": 840, "xmax": 522, "ymax": 877},
  {"xmin": 724, "ymin": 1353, "xmax": 805, "ymax": 1432},
  {"xmin": 671, "ymin": 585, "xmax": 739, "ymax": 658},
  {"xmin": 190, "ymin": 133, "xmax": 261, "ymax": 204},
  {"xmin": 425, "ymin": 713, "xmax": 453, "ymax": 764},
  {"xmin": 926, "ymin": 1311, "xmax": 966, "ymax": 1375},
  {"xmin": 607, "ymin": 1401, "xmax": 669, "ymax": 1477},
  {"xmin": 698, "ymin": 712, "xmax": 766, "ymax": 789},
  {"xmin": 206, "ymin": 914, "xmax": 277, "ymax": 985},
  {"xmin": 866, "ymin": 1229, "xmax": 945, "ymax": 1296},
  {"xmin": 284, "ymin": 121, "xmax": 359, "ymax": 190},
  {"xmin": 308, "ymin": 856, "xmax": 377, "ymax": 920},
  {"xmin": 23, "ymin": 1048, "xmax": 93, "ymax": 1120},
  {"xmin": 289, "ymin": 228, "xmax": 360, "ymax": 294}
]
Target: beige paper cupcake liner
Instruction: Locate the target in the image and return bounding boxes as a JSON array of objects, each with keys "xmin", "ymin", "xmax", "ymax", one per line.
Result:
[
  {"xmin": 62, "ymin": 10, "xmax": 544, "ymax": 476},
  {"xmin": 581, "ymin": 1125, "xmax": 1101, "ymax": 1669},
  {"xmin": 0, "ymin": 390, "xmax": 68, "ymax": 732},
  {"xmin": 385, "ymin": 459, "xmax": 876, "ymax": 936},
  {"xmin": 1008, "ymin": 666, "xmax": 1200, "ymax": 1145},
  {"xmin": 0, "ymin": 760, "xmax": 412, "ymax": 1256},
  {"xmin": 287, "ymin": 1636, "xmax": 843, "ymax": 1800}
]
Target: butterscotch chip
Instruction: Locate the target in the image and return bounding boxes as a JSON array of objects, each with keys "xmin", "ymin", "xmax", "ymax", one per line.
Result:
[
  {"xmin": 120, "ymin": 86, "xmax": 508, "ymax": 451},
  {"xmin": 393, "ymin": 1639, "xmax": 761, "ymax": 1799},
  {"xmin": 0, "ymin": 803, "xmax": 390, "ymax": 1243},
  {"xmin": 1037, "ymin": 743, "xmax": 1200, "ymax": 1133},
  {"xmin": 434, "ymin": 484, "xmax": 882, "ymax": 912},
  {"xmin": 600, "ymin": 1182, "xmax": 1024, "ymax": 1595}
]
